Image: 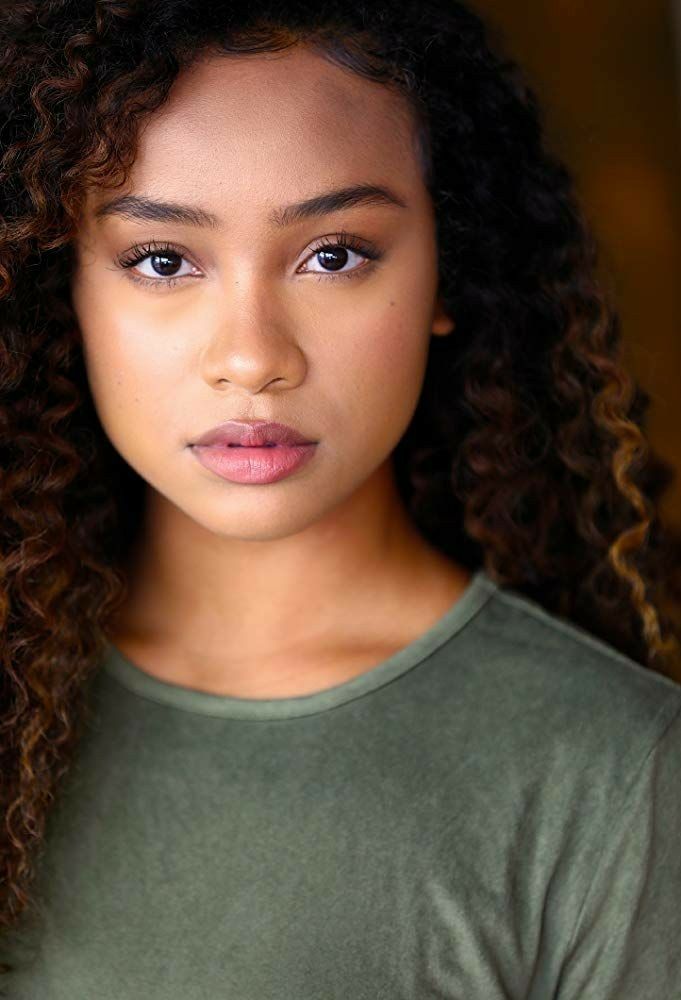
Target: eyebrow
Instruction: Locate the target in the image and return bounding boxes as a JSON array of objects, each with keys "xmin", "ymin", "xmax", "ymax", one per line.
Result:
[{"xmin": 92, "ymin": 182, "xmax": 408, "ymax": 229}]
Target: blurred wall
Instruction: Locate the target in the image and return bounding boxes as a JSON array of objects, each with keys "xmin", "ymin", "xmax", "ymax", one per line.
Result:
[{"xmin": 471, "ymin": 0, "xmax": 681, "ymax": 528}]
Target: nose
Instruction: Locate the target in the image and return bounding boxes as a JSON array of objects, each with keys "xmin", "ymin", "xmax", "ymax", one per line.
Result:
[{"xmin": 199, "ymin": 275, "xmax": 308, "ymax": 394}]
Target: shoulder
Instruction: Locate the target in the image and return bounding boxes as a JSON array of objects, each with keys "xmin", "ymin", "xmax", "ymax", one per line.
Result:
[{"xmin": 462, "ymin": 579, "xmax": 681, "ymax": 769}]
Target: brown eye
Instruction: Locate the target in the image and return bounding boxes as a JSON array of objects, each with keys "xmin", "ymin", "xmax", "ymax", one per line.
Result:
[
  {"xmin": 117, "ymin": 241, "xmax": 199, "ymax": 287},
  {"xmin": 145, "ymin": 251, "xmax": 184, "ymax": 277},
  {"xmin": 298, "ymin": 232, "xmax": 381, "ymax": 279}
]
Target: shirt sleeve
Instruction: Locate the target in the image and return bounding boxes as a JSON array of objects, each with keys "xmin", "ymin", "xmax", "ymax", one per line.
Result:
[{"xmin": 554, "ymin": 695, "xmax": 681, "ymax": 1000}]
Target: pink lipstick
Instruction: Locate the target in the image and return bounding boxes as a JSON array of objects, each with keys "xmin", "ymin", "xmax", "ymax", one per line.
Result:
[{"xmin": 189, "ymin": 419, "xmax": 318, "ymax": 484}]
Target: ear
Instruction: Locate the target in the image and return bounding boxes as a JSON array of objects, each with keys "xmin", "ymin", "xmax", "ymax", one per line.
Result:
[{"xmin": 431, "ymin": 291, "xmax": 455, "ymax": 337}]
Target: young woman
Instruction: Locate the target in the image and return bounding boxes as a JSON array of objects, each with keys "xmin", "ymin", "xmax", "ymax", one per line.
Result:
[{"xmin": 1, "ymin": 1, "xmax": 680, "ymax": 996}]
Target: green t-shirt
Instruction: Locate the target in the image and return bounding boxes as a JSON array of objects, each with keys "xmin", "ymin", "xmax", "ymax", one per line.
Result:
[{"xmin": 2, "ymin": 567, "xmax": 681, "ymax": 998}]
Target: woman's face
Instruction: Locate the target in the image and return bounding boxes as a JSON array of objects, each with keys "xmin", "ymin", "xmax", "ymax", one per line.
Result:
[{"xmin": 70, "ymin": 45, "xmax": 454, "ymax": 543}]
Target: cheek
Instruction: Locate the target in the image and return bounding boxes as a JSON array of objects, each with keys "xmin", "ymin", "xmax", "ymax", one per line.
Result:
[
  {"xmin": 73, "ymin": 265, "xmax": 181, "ymax": 397},
  {"xmin": 325, "ymin": 298, "xmax": 431, "ymax": 445},
  {"xmin": 334, "ymin": 237, "xmax": 439, "ymax": 423},
  {"xmin": 76, "ymin": 304, "xmax": 184, "ymax": 454}
]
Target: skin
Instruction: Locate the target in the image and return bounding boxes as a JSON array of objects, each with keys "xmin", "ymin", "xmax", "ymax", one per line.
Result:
[{"xmin": 70, "ymin": 44, "xmax": 472, "ymax": 698}]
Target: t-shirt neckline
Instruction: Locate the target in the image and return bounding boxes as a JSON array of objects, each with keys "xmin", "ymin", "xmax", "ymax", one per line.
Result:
[{"xmin": 100, "ymin": 567, "xmax": 498, "ymax": 721}]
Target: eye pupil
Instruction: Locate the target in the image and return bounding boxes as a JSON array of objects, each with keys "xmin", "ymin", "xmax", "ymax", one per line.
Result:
[
  {"xmin": 317, "ymin": 247, "xmax": 348, "ymax": 272},
  {"xmin": 151, "ymin": 252, "xmax": 181, "ymax": 276}
]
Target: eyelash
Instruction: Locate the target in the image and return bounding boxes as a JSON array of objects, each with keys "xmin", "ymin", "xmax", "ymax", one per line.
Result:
[{"xmin": 116, "ymin": 231, "xmax": 382, "ymax": 291}]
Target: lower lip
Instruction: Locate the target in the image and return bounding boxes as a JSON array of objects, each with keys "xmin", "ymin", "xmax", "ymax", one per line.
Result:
[{"xmin": 190, "ymin": 443, "xmax": 318, "ymax": 484}]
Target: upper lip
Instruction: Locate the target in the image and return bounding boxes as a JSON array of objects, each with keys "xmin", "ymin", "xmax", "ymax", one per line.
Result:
[{"xmin": 191, "ymin": 420, "xmax": 317, "ymax": 447}]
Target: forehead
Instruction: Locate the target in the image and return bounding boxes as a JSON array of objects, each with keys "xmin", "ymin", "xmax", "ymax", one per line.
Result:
[{"xmin": 88, "ymin": 46, "xmax": 423, "ymax": 225}]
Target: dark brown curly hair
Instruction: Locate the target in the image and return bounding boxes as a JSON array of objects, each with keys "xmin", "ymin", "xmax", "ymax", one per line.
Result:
[{"xmin": 1, "ymin": 0, "xmax": 680, "ymax": 973}]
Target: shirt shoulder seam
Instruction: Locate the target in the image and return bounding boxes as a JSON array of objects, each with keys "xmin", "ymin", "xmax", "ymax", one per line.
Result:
[
  {"xmin": 489, "ymin": 586, "xmax": 681, "ymax": 693},
  {"xmin": 557, "ymin": 693, "xmax": 681, "ymax": 976}
]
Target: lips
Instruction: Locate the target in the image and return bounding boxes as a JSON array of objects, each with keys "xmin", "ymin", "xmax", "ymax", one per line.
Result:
[{"xmin": 191, "ymin": 420, "xmax": 316, "ymax": 448}]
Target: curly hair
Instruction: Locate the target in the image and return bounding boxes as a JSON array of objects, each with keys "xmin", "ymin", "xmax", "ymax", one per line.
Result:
[{"xmin": 1, "ymin": 0, "xmax": 680, "ymax": 973}]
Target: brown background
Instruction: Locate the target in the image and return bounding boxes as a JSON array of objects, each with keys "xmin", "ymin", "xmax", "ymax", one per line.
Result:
[{"xmin": 472, "ymin": 0, "xmax": 681, "ymax": 529}]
